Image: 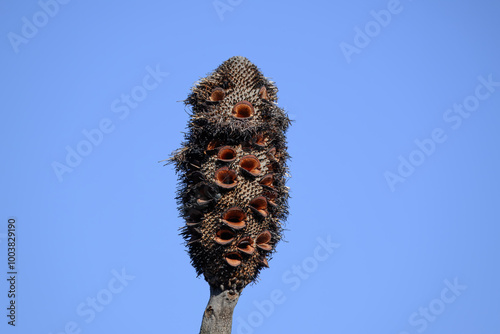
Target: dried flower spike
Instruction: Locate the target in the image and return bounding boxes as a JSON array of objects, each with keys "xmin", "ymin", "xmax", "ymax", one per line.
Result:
[{"xmin": 170, "ymin": 56, "xmax": 290, "ymax": 333}]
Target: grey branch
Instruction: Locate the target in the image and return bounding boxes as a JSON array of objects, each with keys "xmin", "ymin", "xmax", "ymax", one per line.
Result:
[{"xmin": 199, "ymin": 286, "xmax": 240, "ymax": 334}]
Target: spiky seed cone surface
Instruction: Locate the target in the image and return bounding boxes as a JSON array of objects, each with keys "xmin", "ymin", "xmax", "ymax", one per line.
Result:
[{"xmin": 172, "ymin": 56, "xmax": 291, "ymax": 293}]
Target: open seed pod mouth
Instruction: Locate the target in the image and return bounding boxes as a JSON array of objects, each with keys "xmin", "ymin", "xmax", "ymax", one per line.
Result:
[
  {"xmin": 262, "ymin": 189, "xmax": 278, "ymax": 208},
  {"xmin": 217, "ymin": 146, "xmax": 237, "ymax": 162},
  {"xmin": 249, "ymin": 196, "xmax": 268, "ymax": 218},
  {"xmin": 224, "ymin": 252, "xmax": 242, "ymax": 267},
  {"xmin": 214, "ymin": 167, "xmax": 238, "ymax": 189},
  {"xmin": 258, "ymin": 86, "xmax": 269, "ymax": 100},
  {"xmin": 215, "ymin": 228, "xmax": 235, "ymax": 245},
  {"xmin": 253, "ymin": 134, "xmax": 267, "ymax": 148},
  {"xmin": 266, "ymin": 147, "xmax": 278, "ymax": 161},
  {"xmin": 237, "ymin": 237, "xmax": 255, "ymax": 255},
  {"xmin": 259, "ymin": 173, "xmax": 274, "ymax": 189},
  {"xmin": 221, "ymin": 207, "xmax": 247, "ymax": 229},
  {"xmin": 196, "ymin": 184, "xmax": 216, "ymax": 206},
  {"xmin": 239, "ymin": 155, "xmax": 261, "ymax": 177},
  {"xmin": 256, "ymin": 230, "xmax": 273, "ymax": 251},
  {"xmin": 232, "ymin": 101, "xmax": 254, "ymax": 119},
  {"xmin": 209, "ymin": 87, "xmax": 225, "ymax": 102}
]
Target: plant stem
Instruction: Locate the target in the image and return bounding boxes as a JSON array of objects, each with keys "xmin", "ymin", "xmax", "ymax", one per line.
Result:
[{"xmin": 199, "ymin": 285, "xmax": 240, "ymax": 334}]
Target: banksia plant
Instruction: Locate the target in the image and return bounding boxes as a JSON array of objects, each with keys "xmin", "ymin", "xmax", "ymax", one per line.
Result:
[{"xmin": 170, "ymin": 56, "xmax": 290, "ymax": 333}]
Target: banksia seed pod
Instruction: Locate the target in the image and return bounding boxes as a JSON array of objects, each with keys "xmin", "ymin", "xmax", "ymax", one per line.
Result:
[{"xmin": 171, "ymin": 56, "xmax": 291, "ymax": 294}]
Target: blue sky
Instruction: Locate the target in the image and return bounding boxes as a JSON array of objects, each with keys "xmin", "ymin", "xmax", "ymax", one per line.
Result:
[{"xmin": 1, "ymin": 1, "xmax": 500, "ymax": 333}]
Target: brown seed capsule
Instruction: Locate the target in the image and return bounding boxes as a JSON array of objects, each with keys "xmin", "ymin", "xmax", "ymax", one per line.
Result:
[
  {"xmin": 221, "ymin": 207, "xmax": 247, "ymax": 230},
  {"xmin": 266, "ymin": 147, "xmax": 278, "ymax": 161},
  {"xmin": 217, "ymin": 146, "xmax": 237, "ymax": 162},
  {"xmin": 232, "ymin": 101, "xmax": 254, "ymax": 119},
  {"xmin": 209, "ymin": 87, "xmax": 225, "ymax": 101},
  {"xmin": 224, "ymin": 252, "xmax": 242, "ymax": 267},
  {"xmin": 237, "ymin": 237, "xmax": 255, "ymax": 255},
  {"xmin": 215, "ymin": 228, "xmax": 235, "ymax": 245},
  {"xmin": 214, "ymin": 167, "xmax": 238, "ymax": 189},
  {"xmin": 196, "ymin": 184, "xmax": 215, "ymax": 207},
  {"xmin": 239, "ymin": 155, "xmax": 261, "ymax": 177},
  {"xmin": 259, "ymin": 174, "xmax": 274, "ymax": 189},
  {"xmin": 249, "ymin": 196, "xmax": 268, "ymax": 218},
  {"xmin": 263, "ymin": 190, "xmax": 278, "ymax": 208},
  {"xmin": 256, "ymin": 230, "xmax": 272, "ymax": 251},
  {"xmin": 253, "ymin": 134, "xmax": 267, "ymax": 148}
]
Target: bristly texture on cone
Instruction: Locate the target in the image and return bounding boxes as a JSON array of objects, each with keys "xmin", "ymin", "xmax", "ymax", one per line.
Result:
[{"xmin": 171, "ymin": 56, "xmax": 291, "ymax": 292}]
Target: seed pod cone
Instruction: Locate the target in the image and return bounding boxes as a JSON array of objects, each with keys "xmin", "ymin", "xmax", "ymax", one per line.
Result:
[{"xmin": 170, "ymin": 56, "xmax": 290, "ymax": 292}]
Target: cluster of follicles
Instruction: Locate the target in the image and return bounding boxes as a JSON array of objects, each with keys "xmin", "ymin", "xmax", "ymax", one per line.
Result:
[{"xmin": 171, "ymin": 56, "xmax": 290, "ymax": 292}]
